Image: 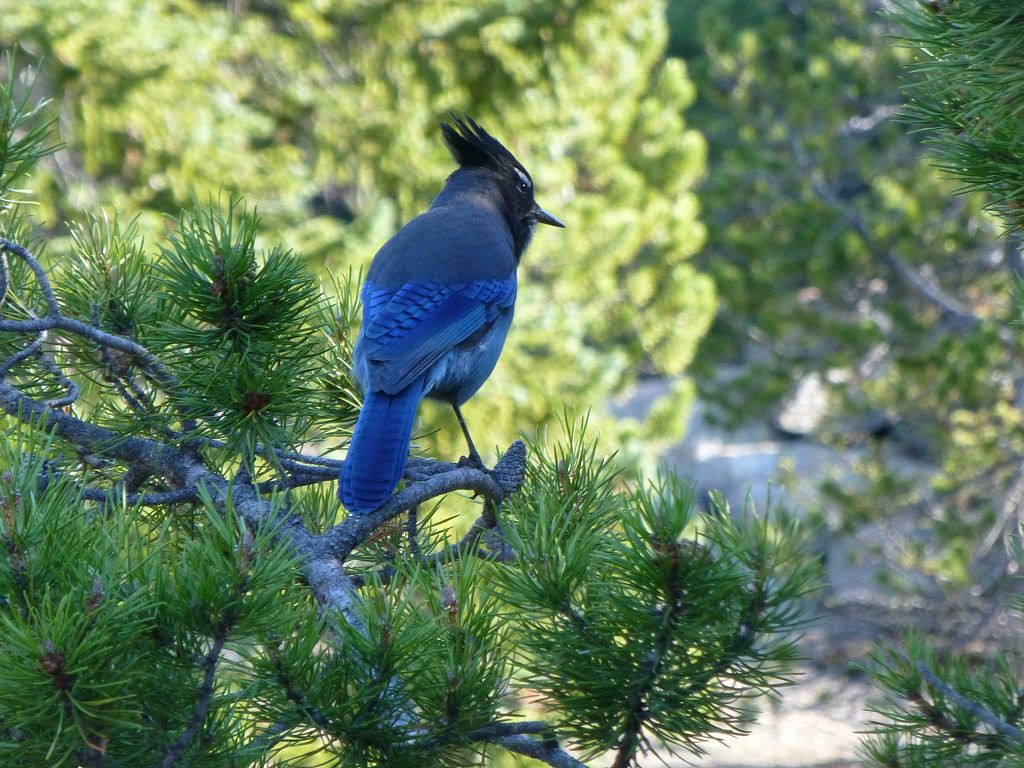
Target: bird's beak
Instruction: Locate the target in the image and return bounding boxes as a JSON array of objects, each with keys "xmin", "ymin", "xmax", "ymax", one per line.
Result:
[{"xmin": 532, "ymin": 204, "xmax": 565, "ymax": 228}]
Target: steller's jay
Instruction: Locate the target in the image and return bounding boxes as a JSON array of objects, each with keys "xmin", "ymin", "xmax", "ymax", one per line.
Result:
[{"xmin": 339, "ymin": 116, "xmax": 564, "ymax": 514}]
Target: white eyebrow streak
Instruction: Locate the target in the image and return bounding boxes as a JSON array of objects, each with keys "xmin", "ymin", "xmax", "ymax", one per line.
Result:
[{"xmin": 514, "ymin": 167, "xmax": 532, "ymax": 188}]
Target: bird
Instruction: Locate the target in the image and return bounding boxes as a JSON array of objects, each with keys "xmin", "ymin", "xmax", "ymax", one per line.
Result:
[{"xmin": 339, "ymin": 115, "xmax": 564, "ymax": 514}]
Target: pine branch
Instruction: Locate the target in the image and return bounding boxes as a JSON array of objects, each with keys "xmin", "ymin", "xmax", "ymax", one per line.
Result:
[
  {"xmin": 611, "ymin": 538, "xmax": 690, "ymax": 768},
  {"xmin": 464, "ymin": 721, "xmax": 552, "ymax": 740},
  {"xmin": 267, "ymin": 644, "xmax": 333, "ymax": 732},
  {"xmin": 347, "ymin": 512, "xmax": 514, "ymax": 588},
  {"xmin": 417, "ymin": 720, "xmax": 555, "ymax": 751},
  {"xmin": 0, "ymin": 328, "xmax": 42, "ymax": 376},
  {"xmin": 893, "ymin": 1, "xmax": 1024, "ymax": 230},
  {"xmin": 0, "ymin": 236, "xmax": 535, "ymax": 761},
  {"xmin": 428, "ymin": 514, "xmax": 510, "ymax": 564},
  {"xmin": 196, "ymin": 436, "xmax": 346, "ymax": 471},
  {"xmin": 915, "ymin": 660, "xmax": 1024, "ymax": 746},
  {"xmin": 0, "ymin": 240, "xmax": 177, "ymax": 389},
  {"xmin": 1006, "ymin": 233, "xmax": 1024, "ymax": 277},
  {"xmin": 0, "ymin": 378, "xmax": 186, "ymax": 481},
  {"xmin": 676, "ymin": 557, "xmax": 766, "ymax": 702},
  {"xmin": 0, "ymin": 235, "xmax": 545, "ymax": 762},
  {"xmin": 241, "ymin": 722, "xmax": 290, "ymax": 758},
  {"xmin": 109, "ymin": 375, "xmax": 152, "ymax": 416},
  {"xmin": 823, "ymin": 188, "xmax": 971, "ymax": 328},
  {"xmin": 0, "ymin": 238, "xmax": 526, "ymax": 621}
]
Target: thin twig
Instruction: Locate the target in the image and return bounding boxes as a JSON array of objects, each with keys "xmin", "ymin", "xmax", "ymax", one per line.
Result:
[
  {"xmin": 197, "ymin": 436, "xmax": 345, "ymax": 470},
  {"xmin": 972, "ymin": 457, "xmax": 1024, "ymax": 575},
  {"xmin": 0, "ymin": 238, "xmax": 178, "ymax": 389},
  {"xmin": 125, "ymin": 377, "xmax": 153, "ymax": 410},
  {"xmin": 1005, "ymin": 232, "xmax": 1024, "ymax": 278},
  {"xmin": 916, "ymin": 660, "xmax": 1024, "ymax": 744},
  {"xmin": 786, "ymin": 140, "xmax": 1010, "ymax": 341},
  {"xmin": 425, "ymin": 515, "xmax": 507, "ymax": 565},
  {"xmin": 268, "ymin": 645, "xmax": 333, "ymax": 732},
  {"xmin": 110, "ymin": 377, "xmax": 151, "ymax": 416},
  {"xmin": 463, "ymin": 721, "xmax": 553, "ymax": 741},
  {"xmin": 407, "ymin": 505, "xmax": 419, "ymax": 559},
  {"xmin": 256, "ymin": 472, "xmax": 336, "ymax": 494},
  {"xmin": 79, "ymin": 486, "xmax": 200, "ymax": 506},
  {"xmin": 611, "ymin": 537, "xmax": 696, "ymax": 768},
  {"xmin": 814, "ymin": 177, "xmax": 980, "ymax": 330},
  {"xmin": 159, "ymin": 618, "xmax": 233, "ymax": 767},
  {"xmin": 242, "ymin": 721, "xmax": 290, "ymax": 757},
  {"xmin": 489, "ymin": 734, "xmax": 588, "ymax": 768},
  {"xmin": 36, "ymin": 348, "xmax": 80, "ymax": 407},
  {"xmin": 348, "ymin": 512, "xmax": 513, "ymax": 587},
  {"xmin": 0, "ymin": 240, "xmax": 59, "ymax": 316},
  {"xmin": 0, "ymin": 330, "xmax": 43, "ymax": 376},
  {"xmin": 418, "ymin": 720, "xmax": 554, "ymax": 751}
]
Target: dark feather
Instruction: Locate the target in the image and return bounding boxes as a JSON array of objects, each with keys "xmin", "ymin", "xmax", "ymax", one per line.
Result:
[{"xmin": 441, "ymin": 114, "xmax": 530, "ymax": 180}]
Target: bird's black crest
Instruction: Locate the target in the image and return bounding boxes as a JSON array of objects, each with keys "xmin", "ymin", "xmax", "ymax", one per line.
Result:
[{"xmin": 441, "ymin": 114, "xmax": 529, "ymax": 178}]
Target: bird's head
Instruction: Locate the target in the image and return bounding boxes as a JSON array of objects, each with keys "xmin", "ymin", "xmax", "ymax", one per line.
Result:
[{"xmin": 441, "ymin": 115, "xmax": 564, "ymax": 254}]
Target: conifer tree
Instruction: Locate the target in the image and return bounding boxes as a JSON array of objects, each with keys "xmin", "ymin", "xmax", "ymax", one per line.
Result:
[
  {"xmin": 671, "ymin": 0, "xmax": 1022, "ymax": 587},
  {"xmin": 861, "ymin": 3, "xmax": 1024, "ymax": 765},
  {"xmin": 0, "ymin": 62, "xmax": 816, "ymax": 766}
]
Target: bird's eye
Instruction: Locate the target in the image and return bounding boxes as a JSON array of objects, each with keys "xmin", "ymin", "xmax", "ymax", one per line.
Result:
[{"xmin": 513, "ymin": 168, "xmax": 532, "ymax": 195}]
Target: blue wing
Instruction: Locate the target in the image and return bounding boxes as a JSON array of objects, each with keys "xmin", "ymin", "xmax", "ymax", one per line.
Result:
[{"xmin": 357, "ymin": 276, "xmax": 517, "ymax": 394}]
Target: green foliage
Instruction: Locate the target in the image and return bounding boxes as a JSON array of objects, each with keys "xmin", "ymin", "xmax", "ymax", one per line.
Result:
[
  {"xmin": 493, "ymin": 427, "xmax": 819, "ymax": 763},
  {"xmin": 0, "ymin": 433, "xmax": 157, "ymax": 766},
  {"xmin": 856, "ymin": 3, "xmax": 1024, "ymax": 765},
  {"xmin": 244, "ymin": 556, "xmax": 516, "ymax": 767},
  {"xmin": 0, "ymin": 66, "xmax": 818, "ymax": 765},
  {"xmin": 155, "ymin": 200, "xmax": 332, "ymax": 456},
  {"xmin": 0, "ymin": 52, "xmax": 60, "ymax": 211},
  {"xmin": 861, "ymin": 634, "xmax": 1024, "ymax": 767},
  {"xmin": 0, "ymin": 415, "xmax": 818, "ymax": 766},
  {"xmin": 60, "ymin": 214, "xmax": 160, "ymax": 342},
  {"xmin": 37, "ymin": 195, "xmax": 360, "ymax": 471},
  {"xmin": 893, "ymin": 1, "xmax": 1024, "ymax": 232},
  {"xmin": 0, "ymin": 0, "xmax": 713, "ymax": 463},
  {"xmin": 671, "ymin": 0, "xmax": 1020, "ymax": 585},
  {"xmin": 0, "ymin": 422, "xmax": 311, "ymax": 766}
]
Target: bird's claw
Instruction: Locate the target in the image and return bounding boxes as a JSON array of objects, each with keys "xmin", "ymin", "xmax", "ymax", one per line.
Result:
[{"xmin": 457, "ymin": 453, "xmax": 487, "ymax": 472}]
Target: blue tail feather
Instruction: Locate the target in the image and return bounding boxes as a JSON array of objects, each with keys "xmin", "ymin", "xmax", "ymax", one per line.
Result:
[{"xmin": 339, "ymin": 383, "xmax": 424, "ymax": 514}]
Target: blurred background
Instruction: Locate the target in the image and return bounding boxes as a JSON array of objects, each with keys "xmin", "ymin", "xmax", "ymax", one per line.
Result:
[{"xmin": 2, "ymin": 1, "xmax": 1021, "ymax": 764}]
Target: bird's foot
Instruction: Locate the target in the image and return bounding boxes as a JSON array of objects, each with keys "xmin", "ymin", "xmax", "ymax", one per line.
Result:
[{"xmin": 457, "ymin": 451, "xmax": 487, "ymax": 472}]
